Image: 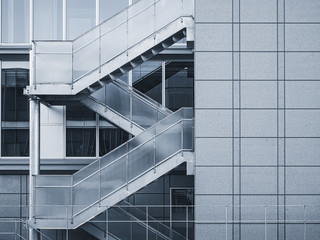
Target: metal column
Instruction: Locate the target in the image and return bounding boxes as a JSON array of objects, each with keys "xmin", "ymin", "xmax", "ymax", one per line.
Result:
[{"xmin": 29, "ymin": 99, "xmax": 40, "ymax": 240}]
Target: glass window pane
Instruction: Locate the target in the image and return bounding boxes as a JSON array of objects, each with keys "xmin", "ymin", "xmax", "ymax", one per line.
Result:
[
  {"xmin": 165, "ymin": 62, "xmax": 194, "ymax": 111},
  {"xmin": 66, "ymin": 128, "xmax": 96, "ymax": 157},
  {"xmin": 99, "ymin": 0, "xmax": 128, "ymax": 23},
  {"xmin": 66, "ymin": 105, "xmax": 96, "ymax": 121},
  {"xmin": 2, "ymin": 129, "xmax": 29, "ymax": 156},
  {"xmin": 99, "ymin": 123, "xmax": 129, "ymax": 156},
  {"xmin": 67, "ymin": 0, "xmax": 95, "ymax": 39},
  {"xmin": 2, "ymin": 69, "xmax": 29, "ymax": 121},
  {"xmin": 2, "ymin": 0, "xmax": 30, "ymax": 43},
  {"xmin": 34, "ymin": 0, "xmax": 63, "ymax": 40}
]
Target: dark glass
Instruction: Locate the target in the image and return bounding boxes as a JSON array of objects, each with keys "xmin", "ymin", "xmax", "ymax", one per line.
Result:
[
  {"xmin": 1, "ymin": 129, "xmax": 29, "ymax": 156},
  {"xmin": 99, "ymin": 127, "xmax": 129, "ymax": 156},
  {"xmin": 66, "ymin": 105, "xmax": 96, "ymax": 120},
  {"xmin": 165, "ymin": 62, "xmax": 194, "ymax": 111},
  {"xmin": 66, "ymin": 128, "xmax": 96, "ymax": 157},
  {"xmin": 171, "ymin": 188, "xmax": 194, "ymax": 239},
  {"xmin": 2, "ymin": 69, "xmax": 29, "ymax": 121}
]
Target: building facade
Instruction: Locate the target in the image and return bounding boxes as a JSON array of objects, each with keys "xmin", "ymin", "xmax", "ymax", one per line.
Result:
[{"xmin": 0, "ymin": 0, "xmax": 319, "ymax": 239}]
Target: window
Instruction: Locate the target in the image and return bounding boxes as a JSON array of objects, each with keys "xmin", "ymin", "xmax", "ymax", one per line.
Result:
[
  {"xmin": 1, "ymin": 0, "xmax": 30, "ymax": 43},
  {"xmin": 34, "ymin": 0, "xmax": 63, "ymax": 40}
]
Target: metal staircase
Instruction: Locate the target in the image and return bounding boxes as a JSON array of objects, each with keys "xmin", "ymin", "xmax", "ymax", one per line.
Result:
[
  {"xmin": 25, "ymin": 0, "xmax": 194, "ymax": 99},
  {"xmin": 82, "ymin": 79, "xmax": 172, "ymax": 135},
  {"xmin": 30, "ymin": 108, "xmax": 193, "ymax": 229},
  {"xmin": 26, "ymin": 0, "xmax": 195, "ymax": 235}
]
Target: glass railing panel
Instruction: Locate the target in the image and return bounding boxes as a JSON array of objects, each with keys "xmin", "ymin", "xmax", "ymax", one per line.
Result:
[
  {"xmin": 35, "ymin": 175, "xmax": 72, "ymax": 187},
  {"xmin": 73, "ymin": 38, "xmax": 100, "ymax": 80},
  {"xmin": 128, "ymin": 126, "xmax": 156, "ymax": 152},
  {"xmin": 73, "ymin": 160, "xmax": 99, "ymax": 185},
  {"xmin": 106, "ymin": 82, "xmax": 130, "ymax": 119},
  {"xmin": 128, "ymin": 0, "xmax": 155, "ymax": 19},
  {"xmin": 73, "ymin": 174, "xmax": 99, "ymax": 215},
  {"xmin": 100, "ymin": 22, "xmax": 127, "ymax": 64},
  {"xmin": 131, "ymin": 221, "xmax": 147, "ymax": 240},
  {"xmin": 73, "ymin": 27, "xmax": 100, "ymax": 53},
  {"xmin": 155, "ymin": 122, "xmax": 181, "ymax": 164},
  {"xmin": 155, "ymin": 0, "xmax": 181, "ymax": 30},
  {"xmin": 155, "ymin": 109, "xmax": 181, "ymax": 134},
  {"xmin": 101, "ymin": 155, "xmax": 126, "ymax": 197},
  {"xmin": 132, "ymin": 96, "xmax": 158, "ymax": 128},
  {"xmin": 128, "ymin": 5, "xmax": 155, "ymax": 47},
  {"xmin": 101, "ymin": 143, "xmax": 127, "ymax": 168},
  {"xmin": 100, "ymin": 10, "xmax": 127, "ymax": 37},
  {"xmin": 183, "ymin": 119, "xmax": 193, "ymax": 150},
  {"xmin": 128, "ymin": 140, "xmax": 154, "ymax": 181},
  {"xmin": 35, "ymin": 188, "xmax": 71, "ymax": 219}
]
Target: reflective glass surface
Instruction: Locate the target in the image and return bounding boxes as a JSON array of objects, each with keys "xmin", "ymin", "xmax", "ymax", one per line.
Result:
[
  {"xmin": 100, "ymin": 0, "xmax": 128, "ymax": 23},
  {"xmin": 66, "ymin": 128, "xmax": 96, "ymax": 156},
  {"xmin": 34, "ymin": 0, "xmax": 63, "ymax": 40},
  {"xmin": 67, "ymin": 0, "xmax": 95, "ymax": 39},
  {"xmin": 1, "ymin": 0, "xmax": 30, "ymax": 43}
]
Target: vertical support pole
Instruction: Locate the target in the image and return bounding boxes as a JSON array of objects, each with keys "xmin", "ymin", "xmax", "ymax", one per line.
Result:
[
  {"xmin": 161, "ymin": 61, "xmax": 166, "ymax": 107},
  {"xmin": 225, "ymin": 206, "xmax": 228, "ymax": 240},
  {"xmin": 265, "ymin": 206, "xmax": 267, "ymax": 240},
  {"xmin": 29, "ymin": 99, "xmax": 40, "ymax": 240},
  {"xmin": 62, "ymin": 0, "xmax": 67, "ymax": 40},
  {"xmin": 106, "ymin": 209, "xmax": 109, "ymax": 240},
  {"xmin": 186, "ymin": 206, "xmax": 188, "ymax": 240},
  {"xmin": 304, "ymin": 205, "xmax": 306, "ymax": 240},
  {"xmin": 96, "ymin": 114, "xmax": 99, "ymax": 158},
  {"xmin": 146, "ymin": 206, "xmax": 149, "ymax": 240},
  {"xmin": 96, "ymin": 0, "xmax": 100, "ymax": 26},
  {"xmin": 29, "ymin": 0, "xmax": 33, "ymax": 42}
]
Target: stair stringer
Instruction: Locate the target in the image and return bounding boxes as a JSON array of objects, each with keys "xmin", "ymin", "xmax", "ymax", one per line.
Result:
[
  {"xmin": 30, "ymin": 151, "xmax": 194, "ymax": 229},
  {"xmin": 81, "ymin": 96, "xmax": 145, "ymax": 136}
]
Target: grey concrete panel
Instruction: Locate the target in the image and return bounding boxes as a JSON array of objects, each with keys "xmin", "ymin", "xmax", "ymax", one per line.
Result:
[
  {"xmin": 286, "ymin": 110, "xmax": 320, "ymax": 137},
  {"xmin": 195, "ymin": 0, "xmax": 232, "ymax": 22},
  {"xmin": 240, "ymin": 0, "xmax": 277, "ymax": 22},
  {"xmin": 286, "ymin": 53, "xmax": 320, "ymax": 80},
  {"xmin": 286, "ymin": 138, "xmax": 320, "ymax": 165},
  {"xmin": 241, "ymin": 24, "xmax": 277, "ymax": 51},
  {"xmin": 195, "ymin": 138, "xmax": 233, "ymax": 166},
  {"xmin": 195, "ymin": 223, "xmax": 232, "ymax": 240},
  {"xmin": 196, "ymin": 24, "xmax": 232, "ymax": 51},
  {"xmin": 241, "ymin": 138, "xmax": 277, "ymax": 165},
  {"xmin": 241, "ymin": 53, "xmax": 277, "ymax": 80},
  {"xmin": 286, "ymin": 24, "xmax": 320, "ymax": 51},
  {"xmin": 241, "ymin": 167, "xmax": 277, "ymax": 194},
  {"xmin": 241, "ymin": 81, "xmax": 277, "ymax": 108},
  {"xmin": 241, "ymin": 110, "xmax": 277, "ymax": 137},
  {"xmin": 285, "ymin": 0, "xmax": 320, "ymax": 22},
  {"xmin": 195, "ymin": 81, "xmax": 232, "ymax": 108},
  {"xmin": 241, "ymin": 196, "xmax": 277, "ymax": 220},
  {"xmin": 241, "ymin": 224, "xmax": 277, "ymax": 240},
  {"xmin": 195, "ymin": 167, "xmax": 233, "ymax": 194},
  {"xmin": 195, "ymin": 52, "xmax": 233, "ymax": 80},
  {"xmin": 0, "ymin": 175, "xmax": 20, "ymax": 193},
  {"xmin": 286, "ymin": 167, "xmax": 320, "ymax": 194},
  {"xmin": 195, "ymin": 110, "xmax": 233, "ymax": 137},
  {"xmin": 286, "ymin": 81, "xmax": 320, "ymax": 108}
]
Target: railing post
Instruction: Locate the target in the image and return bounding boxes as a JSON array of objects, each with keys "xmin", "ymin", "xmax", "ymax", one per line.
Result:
[
  {"xmin": 14, "ymin": 219, "xmax": 17, "ymax": 240},
  {"xmin": 186, "ymin": 206, "xmax": 188, "ymax": 240},
  {"xmin": 126, "ymin": 143, "xmax": 129, "ymax": 190},
  {"xmin": 181, "ymin": 110, "xmax": 184, "ymax": 156},
  {"xmin": 146, "ymin": 206, "xmax": 149, "ymax": 240},
  {"xmin": 304, "ymin": 205, "xmax": 306, "ymax": 240},
  {"xmin": 66, "ymin": 206, "xmax": 69, "ymax": 240},
  {"xmin": 265, "ymin": 206, "xmax": 267, "ymax": 240},
  {"xmin": 153, "ymin": 136, "xmax": 156, "ymax": 173},
  {"xmin": 71, "ymin": 176, "xmax": 74, "ymax": 224},
  {"xmin": 99, "ymin": 157, "xmax": 101, "ymax": 206},
  {"xmin": 225, "ymin": 206, "xmax": 228, "ymax": 240},
  {"xmin": 106, "ymin": 208, "xmax": 109, "ymax": 240}
]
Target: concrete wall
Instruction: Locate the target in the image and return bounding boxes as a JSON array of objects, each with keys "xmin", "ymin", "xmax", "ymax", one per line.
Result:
[{"xmin": 194, "ymin": 0, "xmax": 320, "ymax": 239}]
